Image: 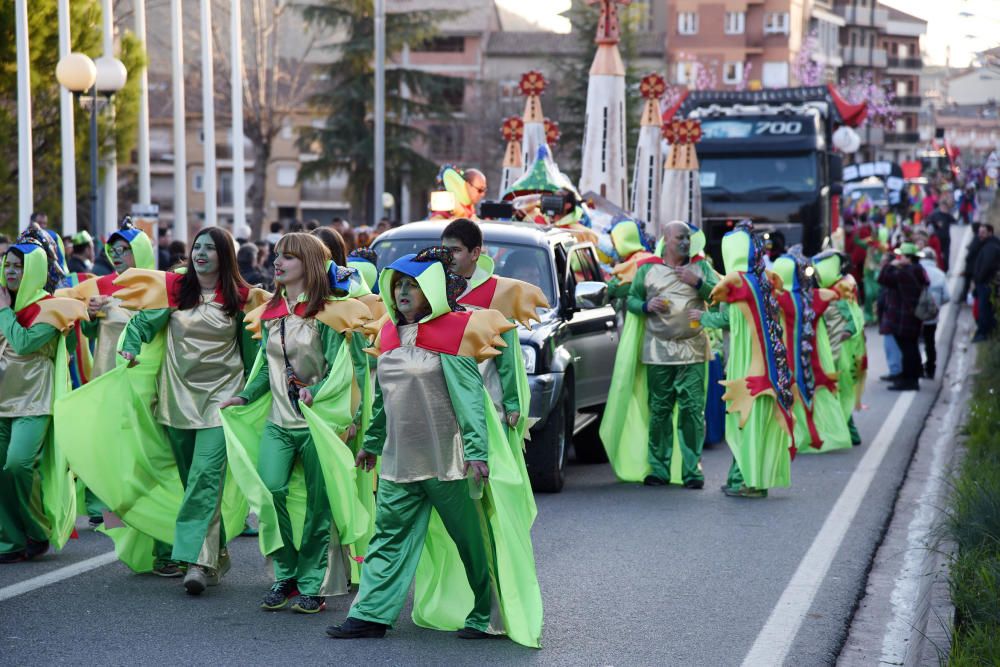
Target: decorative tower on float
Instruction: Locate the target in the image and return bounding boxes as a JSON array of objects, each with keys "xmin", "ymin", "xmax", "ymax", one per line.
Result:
[
  {"xmin": 657, "ymin": 117, "xmax": 703, "ymax": 238},
  {"xmin": 578, "ymin": 0, "xmax": 629, "ymax": 207},
  {"xmin": 499, "ymin": 116, "xmax": 525, "ymax": 196},
  {"xmin": 518, "ymin": 71, "xmax": 549, "ymax": 172},
  {"xmin": 630, "ymin": 73, "xmax": 666, "ymax": 224}
]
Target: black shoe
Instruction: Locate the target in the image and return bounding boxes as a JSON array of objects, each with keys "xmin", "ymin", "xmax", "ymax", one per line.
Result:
[
  {"xmin": 0, "ymin": 551, "xmax": 27, "ymax": 564},
  {"xmin": 643, "ymin": 475, "xmax": 668, "ymax": 486},
  {"xmin": 260, "ymin": 579, "xmax": 298, "ymax": 611},
  {"xmin": 25, "ymin": 539, "xmax": 49, "ymax": 560},
  {"xmin": 880, "ymin": 373, "xmax": 901, "ymax": 382},
  {"xmin": 924, "ymin": 367, "xmax": 935, "ymax": 379},
  {"xmin": 88, "ymin": 516, "xmax": 103, "ymax": 528},
  {"xmin": 151, "ymin": 561, "xmax": 184, "ymax": 578},
  {"xmin": 683, "ymin": 478, "xmax": 705, "ymax": 489},
  {"xmin": 888, "ymin": 382, "xmax": 919, "ymax": 391},
  {"xmin": 326, "ymin": 617, "xmax": 388, "ymax": 639},
  {"xmin": 457, "ymin": 626, "xmax": 503, "ymax": 639},
  {"xmin": 291, "ymin": 594, "xmax": 326, "ymax": 614}
]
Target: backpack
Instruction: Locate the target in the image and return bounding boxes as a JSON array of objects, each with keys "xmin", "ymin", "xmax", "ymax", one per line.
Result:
[{"xmin": 915, "ymin": 286, "xmax": 939, "ymax": 321}]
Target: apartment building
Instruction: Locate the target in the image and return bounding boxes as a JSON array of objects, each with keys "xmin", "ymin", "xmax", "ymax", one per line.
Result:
[
  {"xmin": 833, "ymin": 0, "xmax": 887, "ymax": 159},
  {"xmin": 880, "ymin": 7, "xmax": 926, "ymax": 162}
]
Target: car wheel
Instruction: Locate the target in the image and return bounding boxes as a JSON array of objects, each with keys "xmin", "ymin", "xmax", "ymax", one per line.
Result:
[
  {"xmin": 525, "ymin": 389, "xmax": 568, "ymax": 493},
  {"xmin": 573, "ymin": 407, "xmax": 609, "ymax": 464}
]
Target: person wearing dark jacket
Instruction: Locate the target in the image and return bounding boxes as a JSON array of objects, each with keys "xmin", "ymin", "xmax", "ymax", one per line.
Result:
[
  {"xmin": 927, "ymin": 198, "xmax": 956, "ymax": 272},
  {"xmin": 961, "ymin": 225, "xmax": 984, "ymax": 302},
  {"xmin": 972, "ymin": 223, "xmax": 1000, "ymax": 342},
  {"xmin": 877, "ymin": 242, "xmax": 928, "ymax": 391}
]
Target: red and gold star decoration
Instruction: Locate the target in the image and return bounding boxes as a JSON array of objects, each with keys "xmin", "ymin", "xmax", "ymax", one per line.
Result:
[
  {"xmin": 662, "ymin": 118, "xmax": 703, "ymax": 145},
  {"xmin": 518, "ymin": 70, "xmax": 547, "ymax": 97},
  {"xmin": 639, "ymin": 73, "xmax": 666, "ymax": 100},
  {"xmin": 543, "ymin": 118, "xmax": 560, "ymax": 145},
  {"xmin": 501, "ymin": 116, "xmax": 524, "ymax": 142}
]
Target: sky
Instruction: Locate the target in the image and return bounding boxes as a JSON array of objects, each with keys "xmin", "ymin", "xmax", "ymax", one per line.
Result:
[{"xmin": 507, "ymin": 0, "xmax": 1000, "ymax": 68}]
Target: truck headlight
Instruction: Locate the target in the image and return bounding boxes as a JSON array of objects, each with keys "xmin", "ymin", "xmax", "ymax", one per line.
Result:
[{"xmin": 520, "ymin": 344, "xmax": 537, "ymax": 374}]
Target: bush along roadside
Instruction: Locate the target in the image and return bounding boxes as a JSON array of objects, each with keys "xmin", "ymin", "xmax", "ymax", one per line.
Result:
[{"xmin": 945, "ymin": 337, "xmax": 1000, "ymax": 665}]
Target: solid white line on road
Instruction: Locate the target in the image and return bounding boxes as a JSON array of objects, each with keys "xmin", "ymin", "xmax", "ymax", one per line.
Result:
[
  {"xmin": 0, "ymin": 551, "xmax": 117, "ymax": 602},
  {"xmin": 741, "ymin": 226, "xmax": 971, "ymax": 666}
]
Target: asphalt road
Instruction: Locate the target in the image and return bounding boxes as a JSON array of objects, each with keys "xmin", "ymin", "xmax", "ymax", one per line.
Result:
[{"xmin": 0, "ymin": 230, "xmax": 971, "ymax": 666}]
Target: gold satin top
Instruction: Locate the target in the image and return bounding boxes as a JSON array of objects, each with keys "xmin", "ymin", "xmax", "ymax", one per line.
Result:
[
  {"xmin": 92, "ymin": 300, "xmax": 132, "ymax": 378},
  {"xmin": 155, "ymin": 290, "xmax": 244, "ymax": 429},
  {"xmin": 262, "ymin": 312, "xmax": 329, "ymax": 429},
  {"xmin": 377, "ymin": 324, "xmax": 466, "ymax": 483},
  {"xmin": 642, "ymin": 263, "xmax": 710, "ymax": 365},
  {"xmin": 0, "ymin": 328, "xmax": 57, "ymax": 418}
]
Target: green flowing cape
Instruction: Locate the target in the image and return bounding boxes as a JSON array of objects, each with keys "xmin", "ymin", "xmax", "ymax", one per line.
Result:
[
  {"xmin": 220, "ymin": 338, "xmax": 373, "ymax": 580},
  {"xmin": 409, "ymin": 387, "xmax": 544, "ymax": 648},
  {"xmin": 795, "ymin": 317, "xmax": 852, "ymax": 454},
  {"xmin": 54, "ymin": 332, "xmax": 250, "ymax": 571}
]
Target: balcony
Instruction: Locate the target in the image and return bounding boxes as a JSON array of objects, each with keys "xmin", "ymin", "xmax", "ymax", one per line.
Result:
[
  {"xmin": 887, "ymin": 56, "xmax": 922, "ymax": 70},
  {"xmin": 884, "ymin": 131, "xmax": 920, "ymax": 145},
  {"xmin": 861, "ymin": 126, "xmax": 885, "ymax": 146},
  {"xmin": 894, "ymin": 95, "xmax": 922, "ymax": 109},
  {"xmin": 838, "ymin": 5, "xmax": 888, "ymax": 28},
  {"xmin": 842, "ymin": 46, "xmax": 887, "ymax": 68}
]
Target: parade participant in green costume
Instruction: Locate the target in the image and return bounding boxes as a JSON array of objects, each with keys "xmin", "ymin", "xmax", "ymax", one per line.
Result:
[
  {"xmin": 327, "ymin": 247, "xmax": 543, "ymax": 647},
  {"xmin": 813, "ymin": 250, "xmax": 867, "ymax": 446},
  {"xmin": 861, "ymin": 226, "xmax": 889, "ymax": 325},
  {"xmin": 0, "ymin": 230, "xmax": 87, "ymax": 562},
  {"xmin": 217, "ymin": 233, "xmax": 372, "ymax": 614},
  {"xmin": 600, "ymin": 221, "xmax": 717, "ymax": 487},
  {"xmin": 706, "ymin": 221, "xmax": 795, "ymax": 498},
  {"xmin": 606, "ymin": 219, "xmax": 656, "ymax": 305},
  {"xmin": 772, "ymin": 252, "xmax": 852, "ymax": 454}
]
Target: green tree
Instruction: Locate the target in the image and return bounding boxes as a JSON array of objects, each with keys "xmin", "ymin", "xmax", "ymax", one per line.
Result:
[
  {"xmin": 0, "ymin": 0, "xmax": 146, "ymax": 237},
  {"xmin": 299, "ymin": 0, "xmax": 461, "ymax": 220},
  {"xmin": 549, "ymin": 0, "xmax": 642, "ymax": 185}
]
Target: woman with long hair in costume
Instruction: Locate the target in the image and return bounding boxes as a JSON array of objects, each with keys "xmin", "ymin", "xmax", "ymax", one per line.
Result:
[
  {"xmin": 219, "ymin": 232, "xmax": 373, "ymax": 614},
  {"xmin": 0, "ymin": 230, "xmax": 87, "ymax": 563},
  {"xmin": 326, "ymin": 246, "xmax": 543, "ymax": 647},
  {"xmin": 68, "ymin": 227, "xmax": 268, "ymax": 591}
]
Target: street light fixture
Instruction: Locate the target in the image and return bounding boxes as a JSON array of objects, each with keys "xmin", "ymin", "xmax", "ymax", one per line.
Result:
[{"xmin": 57, "ymin": 52, "xmax": 126, "ymax": 235}]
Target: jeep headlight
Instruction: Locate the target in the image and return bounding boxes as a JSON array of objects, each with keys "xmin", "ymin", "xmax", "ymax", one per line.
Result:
[{"xmin": 520, "ymin": 344, "xmax": 537, "ymax": 374}]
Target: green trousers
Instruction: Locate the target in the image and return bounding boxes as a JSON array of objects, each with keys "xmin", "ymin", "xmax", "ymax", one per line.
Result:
[
  {"xmin": 0, "ymin": 416, "xmax": 50, "ymax": 554},
  {"xmin": 646, "ymin": 363, "xmax": 706, "ymax": 483},
  {"xmin": 257, "ymin": 422, "xmax": 332, "ymax": 596},
  {"xmin": 164, "ymin": 425, "xmax": 228, "ymax": 568},
  {"xmin": 350, "ymin": 478, "xmax": 491, "ymax": 631}
]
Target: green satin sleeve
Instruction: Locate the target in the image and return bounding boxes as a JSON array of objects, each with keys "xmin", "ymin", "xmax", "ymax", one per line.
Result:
[
  {"xmin": 626, "ymin": 264, "xmax": 652, "ymax": 315},
  {"xmin": 238, "ymin": 327, "xmax": 271, "ymax": 404},
  {"xmin": 348, "ymin": 333, "xmax": 368, "ymax": 425},
  {"xmin": 607, "ymin": 277, "xmax": 631, "ymax": 301},
  {"xmin": 362, "ymin": 376, "xmax": 386, "ymax": 456},
  {"xmin": 697, "ymin": 260, "xmax": 719, "ymax": 301},
  {"xmin": 496, "ymin": 327, "xmax": 522, "ymax": 414},
  {"xmin": 441, "ymin": 353, "xmax": 488, "ymax": 462},
  {"xmin": 699, "ymin": 303, "xmax": 730, "ymax": 330},
  {"xmin": 80, "ymin": 317, "xmax": 101, "ymax": 339},
  {"xmin": 0, "ymin": 308, "xmax": 60, "ymax": 355},
  {"xmin": 121, "ymin": 307, "xmax": 171, "ymax": 357}
]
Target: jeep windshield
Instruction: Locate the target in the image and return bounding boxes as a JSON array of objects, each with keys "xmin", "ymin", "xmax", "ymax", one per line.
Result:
[
  {"xmin": 370, "ymin": 237, "xmax": 557, "ymax": 308},
  {"xmin": 699, "ymin": 154, "xmax": 818, "ymax": 200}
]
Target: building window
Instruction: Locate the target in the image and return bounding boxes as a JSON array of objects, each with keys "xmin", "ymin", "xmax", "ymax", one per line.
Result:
[
  {"xmin": 677, "ymin": 11, "xmax": 698, "ymax": 35},
  {"xmin": 429, "ymin": 124, "xmax": 462, "ymax": 158},
  {"xmin": 724, "ymin": 11, "xmax": 745, "ymax": 35},
  {"xmin": 414, "ymin": 36, "xmax": 464, "ymax": 53},
  {"xmin": 675, "ymin": 61, "xmax": 696, "ymax": 85},
  {"xmin": 440, "ymin": 78, "xmax": 466, "ymax": 112},
  {"xmin": 276, "ymin": 165, "xmax": 298, "ymax": 188},
  {"xmin": 193, "ymin": 170, "xmax": 204, "ymax": 192},
  {"xmin": 762, "ymin": 62, "xmax": 789, "ymax": 88},
  {"xmin": 764, "ymin": 12, "xmax": 789, "ymax": 35},
  {"xmin": 723, "ymin": 62, "xmax": 744, "ymax": 84}
]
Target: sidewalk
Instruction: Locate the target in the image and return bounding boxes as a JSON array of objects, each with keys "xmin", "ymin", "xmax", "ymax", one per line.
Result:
[{"xmin": 837, "ymin": 306, "xmax": 976, "ymax": 666}]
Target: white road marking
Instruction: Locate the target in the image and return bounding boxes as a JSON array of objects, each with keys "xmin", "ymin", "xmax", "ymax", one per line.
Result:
[
  {"xmin": 0, "ymin": 551, "xmax": 117, "ymax": 602},
  {"xmin": 742, "ymin": 226, "xmax": 972, "ymax": 666}
]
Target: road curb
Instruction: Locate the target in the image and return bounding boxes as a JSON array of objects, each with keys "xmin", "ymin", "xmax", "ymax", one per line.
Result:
[{"xmin": 837, "ymin": 306, "xmax": 975, "ymax": 666}]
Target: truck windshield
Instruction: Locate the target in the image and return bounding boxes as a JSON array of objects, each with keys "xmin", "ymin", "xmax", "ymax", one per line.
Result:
[
  {"xmin": 699, "ymin": 154, "xmax": 818, "ymax": 197},
  {"xmin": 370, "ymin": 238, "xmax": 557, "ymax": 307}
]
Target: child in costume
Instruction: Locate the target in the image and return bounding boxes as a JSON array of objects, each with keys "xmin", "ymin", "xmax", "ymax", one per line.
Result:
[
  {"xmin": 327, "ymin": 247, "xmax": 543, "ymax": 647},
  {"xmin": 600, "ymin": 221, "xmax": 718, "ymax": 488},
  {"xmin": 0, "ymin": 231, "xmax": 87, "ymax": 563},
  {"xmin": 706, "ymin": 221, "xmax": 795, "ymax": 498},
  {"xmin": 99, "ymin": 227, "xmax": 268, "ymax": 591},
  {"xmin": 772, "ymin": 252, "xmax": 852, "ymax": 454},
  {"xmin": 219, "ymin": 233, "xmax": 373, "ymax": 614}
]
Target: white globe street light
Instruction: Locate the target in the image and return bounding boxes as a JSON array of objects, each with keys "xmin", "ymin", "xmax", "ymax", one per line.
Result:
[
  {"xmin": 94, "ymin": 55, "xmax": 127, "ymax": 94},
  {"xmin": 55, "ymin": 52, "xmax": 97, "ymax": 93}
]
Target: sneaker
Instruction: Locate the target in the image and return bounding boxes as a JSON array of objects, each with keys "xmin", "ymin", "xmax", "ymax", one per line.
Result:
[
  {"xmin": 25, "ymin": 539, "xmax": 49, "ymax": 560},
  {"xmin": 326, "ymin": 617, "xmax": 388, "ymax": 639},
  {"xmin": 291, "ymin": 594, "xmax": 327, "ymax": 614},
  {"xmin": 152, "ymin": 561, "xmax": 184, "ymax": 578},
  {"xmin": 88, "ymin": 516, "xmax": 103, "ymax": 528},
  {"xmin": 643, "ymin": 475, "xmax": 668, "ymax": 486},
  {"xmin": 456, "ymin": 627, "xmax": 504, "ymax": 640},
  {"xmin": 207, "ymin": 550, "xmax": 231, "ymax": 586},
  {"xmin": 260, "ymin": 579, "xmax": 298, "ymax": 611},
  {"xmin": 722, "ymin": 485, "xmax": 768, "ymax": 499},
  {"xmin": 0, "ymin": 551, "xmax": 27, "ymax": 564},
  {"xmin": 683, "ymin": 478, "xmax": 705, "ymax": 489},
  {"xmin": 879, "ymin": 373, "xmax": 901, "ymax": 382},
  {"xmin": 184, "ymin": 565, "xmax": 209, "ymax": 596}
]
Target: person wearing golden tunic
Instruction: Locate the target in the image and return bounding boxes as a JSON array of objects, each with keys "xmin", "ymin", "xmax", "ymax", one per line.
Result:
[
  {"xmin": 0, "ymin": 231, "xmax": 87, "ymax": 563},
  {"xmin": 114, "ymin": 227, "xmax": 267, "ymax": 592}
]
